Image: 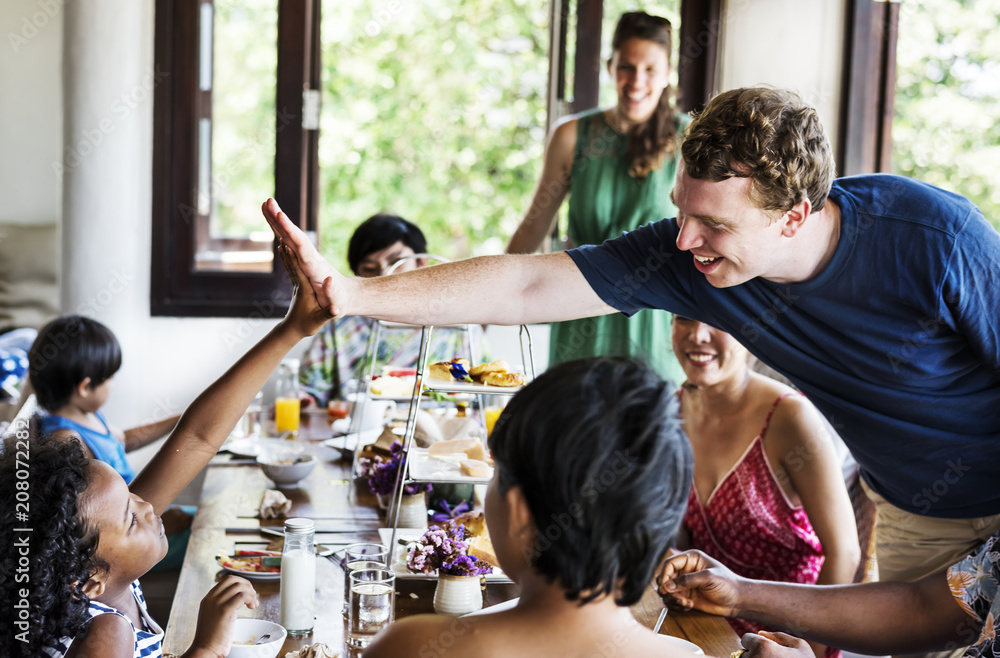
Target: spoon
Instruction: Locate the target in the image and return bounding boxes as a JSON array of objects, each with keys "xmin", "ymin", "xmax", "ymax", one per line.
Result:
[{"xmin": 253, "ymin": 632, "xmax": 272, "ymax": 645}]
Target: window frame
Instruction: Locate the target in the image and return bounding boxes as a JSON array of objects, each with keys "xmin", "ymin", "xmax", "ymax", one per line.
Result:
[
  {"xmin": 153, "ymin": 0, "xmax": 717, "ymax": 316},
  {"xmin": 838, "ymin": 0, "xmax": 900, "ymax": 175},
  {"xmin": 151, "ymin": 0, "xmax": 319, "ymax": 318}
]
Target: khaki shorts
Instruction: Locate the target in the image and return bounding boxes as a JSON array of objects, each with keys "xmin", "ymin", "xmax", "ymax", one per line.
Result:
[{"xmin": 862, "ymin": 478, "xmax": 1000, "ymax": 658}]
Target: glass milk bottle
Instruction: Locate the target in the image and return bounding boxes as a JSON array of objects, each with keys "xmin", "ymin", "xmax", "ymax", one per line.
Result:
[
  {"xmin": 280, "ymin": 517, "xmax": 316, "ymax": 635},
  {"xmin": 274, "ymin": 358, "xmax": 301, "ymax": 437}
]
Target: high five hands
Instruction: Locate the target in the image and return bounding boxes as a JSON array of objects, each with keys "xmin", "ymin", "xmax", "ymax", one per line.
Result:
[{"xmin": 261, "ymin": 198, "xmax": 344, "ymax": 317}]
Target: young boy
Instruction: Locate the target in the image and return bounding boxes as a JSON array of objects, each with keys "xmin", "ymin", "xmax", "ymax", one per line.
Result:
[
  {"xmin": 29, "ymin": 314, "xmax": 179, "ymax": 484},
  {"xmin": 28, "ymin": 314, "xmax": 191, "ymax": 563}
]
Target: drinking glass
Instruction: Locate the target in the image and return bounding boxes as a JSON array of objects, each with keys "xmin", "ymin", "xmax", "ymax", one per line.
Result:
[
  {"xmin": 347, "ymin": 568, "xmax": 395, "ymax": 649},
  {"xmin": 342, "ymin": 543, "xmax": 389, "ymax": 614}
]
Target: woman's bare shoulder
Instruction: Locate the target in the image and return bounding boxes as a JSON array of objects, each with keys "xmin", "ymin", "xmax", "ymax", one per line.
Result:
[{"xmin": 363, "ymin": 613, "xmax": 494, "ymax": 658}]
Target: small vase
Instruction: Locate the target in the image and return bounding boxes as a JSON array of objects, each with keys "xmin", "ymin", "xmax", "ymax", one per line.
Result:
[
  {"xmin": 396, "ymin": 493, "xmax": 427, "ymax": 529},
  {"xmin": 433, "ymin": 574, "xmax": 483, "ymax": 615},
  {"xmin": 375, "ymin": 492, "xmax": 389, "ymax": 510}
]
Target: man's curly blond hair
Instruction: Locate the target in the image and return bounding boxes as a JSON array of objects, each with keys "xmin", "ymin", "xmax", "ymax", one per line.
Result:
[{"xmin": 681, "ymin": 87, "xmax": 836, "ymax": 214}]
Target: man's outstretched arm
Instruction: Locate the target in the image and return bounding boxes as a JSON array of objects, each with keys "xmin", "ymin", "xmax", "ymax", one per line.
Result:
[{"xmin": 261, "ymin": 198, "xmax": 615, "ymax": 326}]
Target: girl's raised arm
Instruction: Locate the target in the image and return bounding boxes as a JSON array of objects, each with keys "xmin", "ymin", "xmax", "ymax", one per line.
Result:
[{"xmin": 129, "ymin": 246, "xmax": 330, "ymax": 513}]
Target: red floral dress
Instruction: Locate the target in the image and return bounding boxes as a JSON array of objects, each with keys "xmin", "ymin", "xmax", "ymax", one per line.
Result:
[{"xmin": 684, "ymin": 393, "xmax": 835, "ymax": 655}]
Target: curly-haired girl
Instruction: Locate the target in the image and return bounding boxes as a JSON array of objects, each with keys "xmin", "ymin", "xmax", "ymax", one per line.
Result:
[{"xmin": 0, "ymin": 243, "xmax": 330, "ymax": 658}]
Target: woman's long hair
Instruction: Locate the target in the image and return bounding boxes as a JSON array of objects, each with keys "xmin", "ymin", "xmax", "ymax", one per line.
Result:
[{"xmin": 612, "ymin": 11, "xmax": 679, "ymax": 179}]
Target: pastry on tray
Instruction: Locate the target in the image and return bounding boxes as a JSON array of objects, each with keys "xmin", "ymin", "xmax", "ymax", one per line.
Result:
[
  {"xmin": 428, "ymin": 358, "xmax": 525, "ymax": 387},
  {"xmin": 427, "ymin": 436, "xmax": 481, "ymax": 456},
  {"xmin": 469, "ymin": 359, "xmax": 510, "ymax": 377},
  {"xmin": 453, "ymin": 511, "xmax": 499, "ymax": 567},
  {"xmin": 460, "ymin": 458, "xmax": 492, "ymax": 478},
  {"xmin": 427, "ymin": 358, "xmax": 471, "ymax": 382},
  {"xmin": 480, "ymin": 371, "xmax": 525, "ymax": 387}
]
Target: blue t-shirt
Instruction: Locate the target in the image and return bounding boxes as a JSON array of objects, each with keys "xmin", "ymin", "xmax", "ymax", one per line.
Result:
[
  {"xmin": 39, "ymin": 411, "xmax": 137, "ymax": 483},
  {"xmin": 569, "ymin": 174, "xmax": 1000, "ymax": 519}
]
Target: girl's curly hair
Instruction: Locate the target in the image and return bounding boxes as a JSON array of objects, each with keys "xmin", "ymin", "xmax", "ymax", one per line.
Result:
[{"xmin": 1, "ymin": 433, "xmax": 105, "ymax": 657}]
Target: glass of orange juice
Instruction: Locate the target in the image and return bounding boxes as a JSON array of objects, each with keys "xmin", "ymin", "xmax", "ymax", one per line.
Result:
[
  {"xmin": 275, "ymin": 397, "xmax": 301, "ymax": 433},
  {"xmin": 484, "ymin": 406, "xmax": 504, "ymax": 435}
]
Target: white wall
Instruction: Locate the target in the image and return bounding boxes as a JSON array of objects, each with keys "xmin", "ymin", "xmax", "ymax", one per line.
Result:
[
  {"xmin": 0, "ymin": 0, "xmax": 63, "ymax": 226},
  {"xmin": 52, "ymin": 0, "xmax": 291, "ymax": 444},
  {"xmin": 717, "ymin": 0, "xmax": 846, "ymax": 153}
]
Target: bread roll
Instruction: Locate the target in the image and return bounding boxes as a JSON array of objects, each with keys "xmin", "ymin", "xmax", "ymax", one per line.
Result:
[
  {"xmin": 469, "ymin": 359, "xmax": 510, "ymax": 377},
  {"xmin": 459, "ymin": 458, "xmax": 492, "ymax": 478},
  {"xmin": 481, "ymin": 371, "xmax": 525, "ymax": 387}
]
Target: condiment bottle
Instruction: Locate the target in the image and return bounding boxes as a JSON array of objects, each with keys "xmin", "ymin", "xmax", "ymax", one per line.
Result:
[
  {"xmin": 274, "ymin": 358, "xmax": 301, "ymax": 437},
  {"xmin": 280, "ymin": 517, "xmax": 316, "ymax": 635}
]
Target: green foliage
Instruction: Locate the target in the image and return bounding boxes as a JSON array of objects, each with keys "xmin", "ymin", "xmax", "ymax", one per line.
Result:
[
  {"xmin": 893, "ymin": 0, "xmax": 1000, "ymax": 231},
  {"xmin": 211, "ymin": 0, "xmax": 278, "ymax": 237},
  {"xmin": 317, "ymin": 0, "xmax": 550, "ymax": 270}
]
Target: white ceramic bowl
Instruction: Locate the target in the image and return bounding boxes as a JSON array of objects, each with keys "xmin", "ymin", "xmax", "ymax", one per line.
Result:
[
  {"xmin": 226, "ymin": 618, "xmax": 287, "ymax": 658},
  {"xmin": 257, "ymin": 453, "xmax": 317, "ymax": 487}
]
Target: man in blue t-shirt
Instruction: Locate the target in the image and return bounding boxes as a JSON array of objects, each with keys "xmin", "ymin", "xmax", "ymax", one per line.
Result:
[{"xmin": 262, "ymin": 87, "xmax": 1000, "ymax": 612}]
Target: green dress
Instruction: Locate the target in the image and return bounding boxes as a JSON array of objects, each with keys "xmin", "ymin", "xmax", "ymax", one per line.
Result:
[{"xmin": 549, "ymin": 108, "xmax": 686, "ymax": 384}]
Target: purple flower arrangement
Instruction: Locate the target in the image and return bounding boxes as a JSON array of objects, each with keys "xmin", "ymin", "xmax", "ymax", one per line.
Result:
[
  {"xmin": 406, "ymin": 521, "xmax": 493, "ymax": 577},
  {"xmin": 359, "ymin": 441, "xmax": 432, "ymax": 497}
]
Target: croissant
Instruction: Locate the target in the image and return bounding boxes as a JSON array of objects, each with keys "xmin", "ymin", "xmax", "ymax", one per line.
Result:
[
  {"xmin": 469, "ymin": 359, "xmax": 510, "ymax": 377},
  {"xmin": 481, "ymin": 371, "xmax": 525, "ymax": 387}
]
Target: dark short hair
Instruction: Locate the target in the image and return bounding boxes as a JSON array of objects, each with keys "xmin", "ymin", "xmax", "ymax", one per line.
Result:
[
  {"xmin": 346, "ymin": 214, "xmax": 427, "ymax": 275},
  {"xmin": 489, "ymin": 357, "xmax": 692, "ymax": 606},
  {"xmin": 28, "ymin": 315, "xmax": 122, "ymax": 412},
  {"xmin": 0, "ymin": 435, "xmax": 103, "ymax": 656}
]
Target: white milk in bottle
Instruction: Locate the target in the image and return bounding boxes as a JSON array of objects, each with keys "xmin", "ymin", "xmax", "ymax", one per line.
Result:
[{"xmin": 280, "ymin": 518, "xmax": 316, "ymax": 635}]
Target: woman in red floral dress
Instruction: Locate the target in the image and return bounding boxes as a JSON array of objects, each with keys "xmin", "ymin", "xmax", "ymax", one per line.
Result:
[{"xmin": 671, "ymin": 316, "xmax": 860, "ymax": 658}]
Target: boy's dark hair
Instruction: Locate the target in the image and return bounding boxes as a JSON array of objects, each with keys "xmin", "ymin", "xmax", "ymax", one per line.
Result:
[
  {"xmin": 347, "ymin": 214, "xmax": 427, "ymax": 275},
  {"xmin": 1, "ymin": 435, "xmax": 104, "ymax": 656},
  {"xmin": 488, "ymin": 357, "xmax": 692, "ymax": 606},
  {"xmin": 28, "ymin": 315, "xmax": 122, "ymax": 412}
]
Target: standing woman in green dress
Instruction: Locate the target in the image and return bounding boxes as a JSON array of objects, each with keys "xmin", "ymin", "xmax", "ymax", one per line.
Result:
[{"xmin": 507, "ymin": 11, "xmax": 686, "ymax": 383}]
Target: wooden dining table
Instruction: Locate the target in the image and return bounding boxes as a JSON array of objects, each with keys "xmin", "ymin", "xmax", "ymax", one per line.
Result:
[{"xmin": 161, "ymin": 413, "xmax": 741, "ymax": 657}]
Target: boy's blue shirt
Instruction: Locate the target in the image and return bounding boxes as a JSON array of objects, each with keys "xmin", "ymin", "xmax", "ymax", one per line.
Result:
[{"xmin": 39, "ymin": 410, "xmax": 137, "ymax": 483}]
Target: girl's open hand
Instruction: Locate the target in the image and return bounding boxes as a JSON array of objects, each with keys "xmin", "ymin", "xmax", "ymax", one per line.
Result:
[
  {"xmin": 278, "ymin": 242, "xmax": 333, "ymax": 338},
  {"xmin": 657, "ymin": 549, "xmax": 742, "ymax": 617},
  {"xmin": 189, "ymin": 575, "xmax": 259, "ymax": 657},
  {"xmin": 262, "ymin": 198, "xmax": 347, "ymax": 317}
]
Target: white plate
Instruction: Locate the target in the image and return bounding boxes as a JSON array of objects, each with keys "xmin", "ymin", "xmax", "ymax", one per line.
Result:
[
  {"xmin": 222, "ymin": 439, "xmax": 304, "ymax": 459},
  {"xmin": 407, "ymin": 447, "xmax": 494, "ymax": 483},
  {"xmin": 377, "ymin": 528, "xmax": 510, "ymax": 582},
  {"xmin": 215, "ymin": 554, "xmax": 282, "ymax": 581},
  {"xmin": 660, "ymin": 635, "xmax": 704, "ymax": 655},
  {"xmin": 462, "ymin": 597, "xmax": 519, "ymax": 616}
]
